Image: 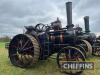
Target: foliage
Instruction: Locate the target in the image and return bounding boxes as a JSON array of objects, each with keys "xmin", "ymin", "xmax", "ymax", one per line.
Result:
[{"xmin": 0, "ymin": 36, "xmax": 10, "ymax": 42}]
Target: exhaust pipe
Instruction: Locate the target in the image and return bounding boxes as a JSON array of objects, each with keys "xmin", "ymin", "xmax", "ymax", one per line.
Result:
[
  {"xmin": 66, "ymin": 2, "xmax": 74, "ymax": 30},
  {"xmin": 84, "ymin": 16, "xmax": 90, "ymax": 33}
]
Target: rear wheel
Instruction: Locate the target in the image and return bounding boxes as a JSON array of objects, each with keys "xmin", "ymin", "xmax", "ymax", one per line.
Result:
[
  {"xmin": 92, "ymin": 40, "xmax": 100, "ymax": 56},
  {"xmin": 57, "ymin": 46, "xmax": 85, "ymax": 75},
  {"xmin": 77, "ymin": 40, "xmax": 92, "ymax": 56},
  {"xmin": 9, "ymin": 34, "xmax": 40, "ymax": 68},
  {"xmin": 75, "ymin": 45, "xmax": 87, "ymax": 58}
]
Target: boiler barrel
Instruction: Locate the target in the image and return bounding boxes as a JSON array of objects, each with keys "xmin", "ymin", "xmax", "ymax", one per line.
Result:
[{"xmin": 49, "ymin": 31, "xmax": 75, "ymax": 44}]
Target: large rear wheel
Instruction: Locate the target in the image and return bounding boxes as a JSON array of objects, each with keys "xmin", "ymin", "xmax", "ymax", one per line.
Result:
[
  {"xmin": 77, "ymin": 40, "xmax": 92, "ymax": 56},
  {"xmin": 92, "ymin": 40, "xmax": 100, "ymax": 56},
  {"xmin": 9, "ymin": 34, "xmax": 40, "ymax": 68}
]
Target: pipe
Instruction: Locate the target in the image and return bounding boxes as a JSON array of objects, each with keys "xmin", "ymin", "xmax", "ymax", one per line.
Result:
[{"xmin": 84, "ymin": 16, "xmax": 90, "ymax": 33}]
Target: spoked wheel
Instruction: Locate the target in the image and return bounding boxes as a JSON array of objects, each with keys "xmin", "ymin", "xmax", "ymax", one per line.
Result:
[
  {"xmin": 57, "ymin": 46, "xmax": 85, "ymax": 75},
  {"xmin": 35, "ymin": 23, "xmax": 47, "ymax": 32},
  {"xmin": 77, "ymin": 40, "xmax": 92, "ymax": 56},
  {"xmin": 9, "ymin": 34, "xmax": 40, "ymax": 68},
  {"xmin": 75, "ymin": 45, "xmax": 87, "ymax": 58},
  {"xmin": 92, "ymin": 40, "xmax": 100, "ymax": 56}
]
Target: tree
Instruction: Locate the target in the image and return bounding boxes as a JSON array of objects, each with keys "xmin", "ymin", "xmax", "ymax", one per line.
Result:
[{"xmin": 0, "ymin": 36, "xmax": 11, "ymax": 42}]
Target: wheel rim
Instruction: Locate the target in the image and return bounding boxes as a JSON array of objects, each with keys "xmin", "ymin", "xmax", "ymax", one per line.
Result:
[
  {"xmin": 77, "ymin": 40, "xmax": 92, "ymax": 55},
  {"xmin": 75, "ymin": 45, "xmax": 87, "ymax": 58},
  {"xmin": 9, "ymin": 34, "xmax": 40, "ymax": 68},
  {"xmin": 35, "ymin": 23, "xmax": 46, "ymax": 32},
  {"xmin": 93, "ymin": 40, "xmax": 100, "ymax": 56},
  {"xmin": 57, "ymin": 46, "xmax": 85, "ymax": 75}
]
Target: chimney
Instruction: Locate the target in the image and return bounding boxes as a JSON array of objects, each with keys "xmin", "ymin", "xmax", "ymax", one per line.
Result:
[
  {"xmin": 84, "ymin": 16, "xmax": 90, "ymax": 33},
  {"xmin": 66, "ymin": 2, "xmax": 74, "ymax": 30}
]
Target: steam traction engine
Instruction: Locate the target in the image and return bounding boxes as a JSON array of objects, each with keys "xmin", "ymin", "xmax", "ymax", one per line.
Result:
[{"xmin": 7, "ymin": 2, "xmax": 100, "ymax": 75}]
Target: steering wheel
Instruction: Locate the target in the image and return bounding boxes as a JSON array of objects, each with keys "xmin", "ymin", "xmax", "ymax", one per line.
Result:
[{"xmin": 35, "ymin": 23, "xmax": 47, "ymax": 32}]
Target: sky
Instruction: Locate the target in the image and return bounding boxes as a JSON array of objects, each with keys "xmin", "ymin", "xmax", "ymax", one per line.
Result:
[{"xmin": 0, "ymin": 0, "xmax": 100, "ymax": 37}]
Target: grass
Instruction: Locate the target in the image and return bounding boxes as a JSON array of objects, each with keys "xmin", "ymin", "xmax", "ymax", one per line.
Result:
[
  {"xmin": 0, "ymin": 42, "xmax": 100, "ymax": 75},
  {"xmin": 0, "ymin": 42, "xmax": 6, "ymax": 48}
]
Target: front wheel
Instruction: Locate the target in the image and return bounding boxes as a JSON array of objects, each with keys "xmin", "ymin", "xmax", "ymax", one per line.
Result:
[{"xmin": 57, "ymin": 46, "xmax": 85, "ymax": 75}]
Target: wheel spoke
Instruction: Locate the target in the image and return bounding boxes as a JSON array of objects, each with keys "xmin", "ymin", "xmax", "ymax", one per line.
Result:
[
  {"xmin": 23, "ymin": 46, "xmax": 34, "ymax": 51},
  {"xmin": 24, "ymin": 55, "xmax": 31, "ymax": 62},
  {"xmin": 17, "ymin": 41, "xmax": 21, "ymax": 50},
  {"xmin": 11, "ymin": 45, "xmax": 17, "ymax": 48},
  {"xmin": 68, "ymin": 49, "xmax": 71, "ymax": 59},
  {"xmin": 22, "ymin": 40, "xmax": 30, "ymax": 49},
  {"xmin": 19, "ymin": 40, "xmax": 23, "ymax": 49},
  {"xmin": 20, "ymin": 54, "xmax": 24, "ymax": 64},
  {"xmin": 10, "ymin": 54, "xmax": 17, "ymax": 57}
]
